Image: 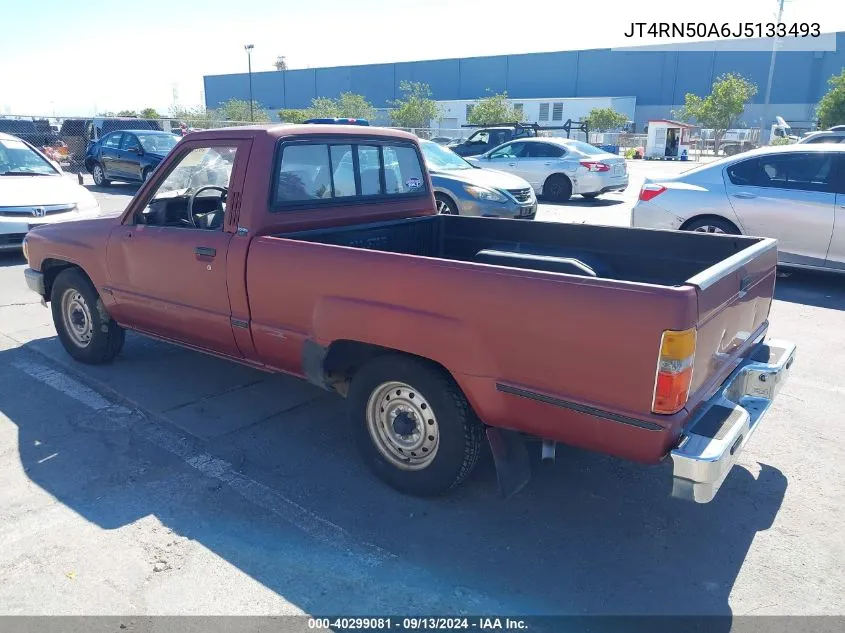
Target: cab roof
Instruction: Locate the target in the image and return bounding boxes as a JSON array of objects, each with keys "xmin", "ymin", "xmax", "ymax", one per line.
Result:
[{"xmin": 185, "ymin": 124, "xmax": 419, "ymax": 142}]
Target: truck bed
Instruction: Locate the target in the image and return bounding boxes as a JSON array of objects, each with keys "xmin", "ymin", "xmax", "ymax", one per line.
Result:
[{"xmin": 278, "ymin": 215, "xmax": 763, "ymax": 286}]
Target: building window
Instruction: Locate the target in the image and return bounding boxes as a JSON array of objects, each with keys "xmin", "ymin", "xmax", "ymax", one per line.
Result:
[
  {"xmin": 539, "ymin": 103, "xmax": 550, "ymax": 121},
  {"xmin": 513, "ymin": 103, "xmax": 524, "ymax": 120},
  {"xmin": 466, "ymin": 104, "xmax": 474, "ymax": 119},
  {"xmin": 552, "ymin": 103, "xmax": 564, "ymax": 121}
]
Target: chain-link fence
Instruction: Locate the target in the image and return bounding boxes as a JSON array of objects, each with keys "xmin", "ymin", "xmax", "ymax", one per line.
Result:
[{"xmin": 4, "ymin": 113, "xmax": 791, "ymax": 175}]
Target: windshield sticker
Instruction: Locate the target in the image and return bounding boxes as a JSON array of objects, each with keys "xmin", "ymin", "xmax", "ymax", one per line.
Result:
[{"xmin": 406, "ymin": 177, "xmax": 422, "ymax": 190}]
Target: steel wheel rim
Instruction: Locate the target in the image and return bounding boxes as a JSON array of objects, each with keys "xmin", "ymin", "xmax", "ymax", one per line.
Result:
[
  {"xmin": 93, "ymin": 165, "xmax": 103, "ymax": 183},
  {"xmin": 61, "ymin": 288, "xmax": 94, "ymax": 348},
  {"xmin": 437, "ymin": 199, "xmax": 453, "ymax": 214},
  {"xmin": 365, "ymin": 381, "xmax": 440, "ymax": 470},
  {"xmin": 693, "ymin": 225, "xmax": 726, "ymax": 234}
]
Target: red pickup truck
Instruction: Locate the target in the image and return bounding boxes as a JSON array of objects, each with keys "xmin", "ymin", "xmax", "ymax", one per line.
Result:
[{"xmin": 21, "ymin": 124, "xmax": 796, "ymax": 503}]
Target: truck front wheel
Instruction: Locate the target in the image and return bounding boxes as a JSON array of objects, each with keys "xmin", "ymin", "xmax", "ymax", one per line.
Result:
[
  {"xmin": 349, "ymin": 355, "xmax": 484, "ymax": 496},
  {"xmin": 50, "ymin": 268, "xmax": 125, "ymax": 364}
]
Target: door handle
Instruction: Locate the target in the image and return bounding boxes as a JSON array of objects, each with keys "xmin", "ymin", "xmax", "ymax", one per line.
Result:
[
  {"xmin": 544, "ymin": 162, "xmax": 553, "ymax": 166},
  {"xmin": 732, "ymin": 192, "xmax": 756, "ymax": 199},
  {"xmin": 508, "ymin": 162, "xmax": 517, "ymax": 166},
  {"xmin": 195, "ymin": 246, "xmax": 216, "ymax": 257}
]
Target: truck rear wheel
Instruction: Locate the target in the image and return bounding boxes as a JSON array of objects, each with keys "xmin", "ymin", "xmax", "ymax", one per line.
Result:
[
  {"xmin": 349, "ymin": 355, "xmax": 484, "ymax": 496},
  {"xmin": 51, "ymin": 268, "xmax": 125, "ymax": 365}
]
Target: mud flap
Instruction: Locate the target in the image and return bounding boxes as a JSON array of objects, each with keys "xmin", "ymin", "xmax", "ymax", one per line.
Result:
[{"xmin": 485, "ymin": 427, "xmax": 531, "ymax": 499}]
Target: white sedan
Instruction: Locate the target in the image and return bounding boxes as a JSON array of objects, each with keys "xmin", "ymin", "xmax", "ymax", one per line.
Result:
[
  {"xmin": 631, "ymin": 144, "xmax": 845, "ymax": 272},
  {"xmin": 0, "ymin": 132, "xmax": 101, "ymax": 252},
  {"xmin": 466, "ymin": 137, "xmax": 629, "ymax": 201}
]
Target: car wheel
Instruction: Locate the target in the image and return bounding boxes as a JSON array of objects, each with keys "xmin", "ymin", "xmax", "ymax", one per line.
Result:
[
  {"xmin": 50, "ymin": 268, "xmax": 125, "ymax": 365},
  {"xmin": 543, "ymin": 174, "xmax": 572, "ymax": 202},
  {"xmin": 349, "ymin": 354, "xmax": 484, "ymax": 497},
  {"xmin": 582, "ymin": 192, "xmax": 600, "ymax": 199},
  {"xmin": 92, "ymin": 163, "xmax": 110, "ymax": 187},
  {"xmin": 142, "ymin": 167, "xmax": 152, "ymax": 183},
  {"xmin": 681, "ymin": 216, "xmax": 740, "ymax": 235},
  {"xmin": 435, "ymin": 193, "xmax": 459, "ymax": 215}
]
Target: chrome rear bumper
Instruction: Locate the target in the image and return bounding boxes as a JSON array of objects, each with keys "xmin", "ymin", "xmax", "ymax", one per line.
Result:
[{"xmin": 671, "ymin": 338, "xmax": 796, "ymax": 503}]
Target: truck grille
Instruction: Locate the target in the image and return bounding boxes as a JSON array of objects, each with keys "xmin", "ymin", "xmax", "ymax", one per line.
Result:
[
  {"xmin": 0, "ymin": 233, "xmax": 26, "ymax": 246},
  {"xmin": 507, "ymin": 188, "xmax": 533, "ymax": 203}
]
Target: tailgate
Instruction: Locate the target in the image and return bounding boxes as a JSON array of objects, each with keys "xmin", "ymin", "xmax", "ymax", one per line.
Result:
[{"xmin": 684, "ymin": 238, "xmax": 779, "ymax": 411}]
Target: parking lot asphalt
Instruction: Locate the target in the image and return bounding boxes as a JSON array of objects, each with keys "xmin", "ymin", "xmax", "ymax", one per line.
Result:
[{"xmin": 0, "ymin": 158, "xmax": 843, "ymax": 617}]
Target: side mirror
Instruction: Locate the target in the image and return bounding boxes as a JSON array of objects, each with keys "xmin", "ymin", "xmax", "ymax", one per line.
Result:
[{"xmin": 128, "ymin": 146, "xmax": 142, "ymax": 154}]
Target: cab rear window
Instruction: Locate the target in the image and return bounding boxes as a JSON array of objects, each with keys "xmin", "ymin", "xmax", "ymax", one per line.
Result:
[{"xmin": 273, "ymin": 140, "xmax": 427, "ymax": 206}]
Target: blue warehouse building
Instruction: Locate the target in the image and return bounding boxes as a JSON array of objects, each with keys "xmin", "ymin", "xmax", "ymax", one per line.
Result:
[{"xmin": 204, "ymin": 32, "xmax": 845, "ymax": 130}]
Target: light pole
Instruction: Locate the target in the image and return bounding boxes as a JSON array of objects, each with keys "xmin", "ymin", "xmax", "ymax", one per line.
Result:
[
  {"xmin": 762, "ymin": 0, "xmax": 786, "ymax": 142},
  {"xmin": 244, "ymin": 44, "xmax": 254, "ymax": 122}
]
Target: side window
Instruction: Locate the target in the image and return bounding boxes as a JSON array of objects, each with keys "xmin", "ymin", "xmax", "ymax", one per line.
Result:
[
  {"xmin": 382, "ymin": 145, "xmax": 425, "ymax": 194},
  {"xmin": 469, "ymin": 131, "xmax": 490, "ymax": 145},
  {"xmin": 102, "ymin": 133, "xmax": 122, "ymax": 150},
  {"xmin": 526, "ymin": 143, "xmax": 564, "ymax": 158},
  {"xmin": 330, "ymin": 145, "xmax": 355, "ymax": 198},
  {"xmin": 274, "ymin": 141, "xmax": 426, "ymax": 205},
  {"xmin": 358, "ymin": 145, "xmax": 382, "ymax": 196},
  {"xmin": 728, "ymin": 154, "xmax": 834, "ymax": 192},
  {"xmin": 120, "ymin": 134, "xmax": 139, "ymax": 151},
  {"xmin": 136, "ymin": 144, "xmax": 239, "ymax": 230},
  {"xmin": 489, "ymin": 142, "xmax": 526, "ymax": 159},
  {"xmin": 277, "ymin": 144, "xmax": 333, "ymax": 201}
]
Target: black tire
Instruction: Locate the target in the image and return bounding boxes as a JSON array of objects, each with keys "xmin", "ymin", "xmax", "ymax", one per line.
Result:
[
  {"xmin": 435, "ymin": 193, "xmax": 459, "ymax": 215},
  {"xmin": 681, "ymin": 216, "xmax": 741, "ymax": 235},
  {"xmin": 348, "ymin": 354, "xmax": 484, "ymax": 497},
  {"xmin": 543, "ymin": 174, "xmax": 572, "ymax": 202},
  {"xmin": 91, "ymin": 162, "xmax": 110, "ymax": 187},
  {"xmin": 50, "ymin": 268, "xmax": 125, "ymax": 365},
  {"xmin": 582, "ymin": 192, "xmax": 600, "ymax": 199},
  {"xmin": 141, "ymin": 167, "xmax": 152, "ymax": 183}
]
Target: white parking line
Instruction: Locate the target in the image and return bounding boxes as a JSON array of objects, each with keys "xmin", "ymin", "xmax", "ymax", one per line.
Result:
[
  {"xmin": 12, "ymin": 356, "xmax": 395, "ymax": 567},
  {"xmin": 12, "ymin": 359, "xmax": 130, "ymax": 414}
]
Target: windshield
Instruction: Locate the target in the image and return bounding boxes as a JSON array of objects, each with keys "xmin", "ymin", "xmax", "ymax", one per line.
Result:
[
  {"xmin": 567, "ymin": 140, "xmax": 608, "ymax": 157},
  {"xmin": 420, "ymin": 141, "xmax": 473, "ymax": 170},
  {"xmin": 0, "ymin": 137, "xmax": 58, "ymax": 175},
  {"xmin": 137, "ymin": 133, "xmax": 179, "ymax": 154}
]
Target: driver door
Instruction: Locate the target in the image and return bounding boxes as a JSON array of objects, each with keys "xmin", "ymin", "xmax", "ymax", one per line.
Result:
[{"xmin": 105, "ymin": 138, "xmax": 252, "ymax": 358}]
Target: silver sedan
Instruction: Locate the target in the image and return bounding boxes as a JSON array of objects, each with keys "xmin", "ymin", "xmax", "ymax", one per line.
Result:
[
  {"xmin": 466, "ymin": 137, "xmax": 629, "ymax": 201},
  {"xmin": 631, "ymin": 144, "xmax": 845, "ymax": 273}
]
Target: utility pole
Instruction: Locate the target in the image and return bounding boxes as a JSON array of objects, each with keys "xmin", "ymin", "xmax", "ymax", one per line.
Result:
[
  {"xmin": 244, "ymin": 44, "xmax": 255, "ymax": 122},
  {"xmin": 762, "ymin": 0, "xmax": 786, "ymax": 142}
]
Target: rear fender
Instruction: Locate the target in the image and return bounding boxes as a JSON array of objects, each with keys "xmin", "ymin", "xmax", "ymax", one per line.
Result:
[{"xmin": 310, "ymin": 296, "xmax": 497, "ymax": 378}]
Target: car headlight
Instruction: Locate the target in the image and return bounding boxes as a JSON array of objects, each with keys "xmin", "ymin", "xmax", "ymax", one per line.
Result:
[
  {"xmin": 75, "ymin": 197, "xmax": 101, "ymax": 216},
  {"xmin": 463, "ymin": 185, "xmax": 508, "ymax": 203}
]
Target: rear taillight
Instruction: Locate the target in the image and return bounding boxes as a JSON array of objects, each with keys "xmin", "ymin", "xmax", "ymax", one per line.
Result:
[
  {"xmin": 652, "ymin": 328, "xmax": 696, "ymax": 415},
  {"xmin": 639, "ymin": 184, "xmax": 666, "ymax": 202},
  {"xmin": 580, "ymin": 161, "xmax": 610, "ymax": 172}
]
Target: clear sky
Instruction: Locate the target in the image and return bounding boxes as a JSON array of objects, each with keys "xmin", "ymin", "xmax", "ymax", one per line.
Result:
[{"xmin": 0, "ymin": 0, "xmax": 840, "ymax": 117}]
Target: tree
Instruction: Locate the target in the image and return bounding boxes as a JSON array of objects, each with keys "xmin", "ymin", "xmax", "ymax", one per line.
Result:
[
  {"xmin": 307, "ymin": 97, "xmax": 342, "ymax": 118},
  {"xmin": 584, "ymin": 107, "xmax": 629, "ymax": 132},
  {"xmin": 170, "ymin": 105, "xmax": 215, "ymax": 129},
  {"xmin": 116, "ymin": 110, "xmax": 138, "ymax": 117},
  {"xmin": 466, "ymin": 92, "xmax": 517, "ymax": 125},
  {"xmin": 214, "ymin": 98, "xmax": 270, "ymax": 123},
  {"xmin": 140, "ymin": 107, "xmax": 161, "ymax": 120},
  {"xmin": 675, "ymin": 73, "xmax": 758, "ymax": 154},
  {"xmin": 389, "ymin": 81, "xmax": 440, "ymax": 129},
  {"xmin": 817, "ymin": 68, "xmax": 845, "ymax": 130},
  {"xmin": 278, "ymin": 109, "xmax": 310, "ymax": 123},
  {"xmin": 336, "ymin": 92, "xmax": 376, "ymax": 120},
  {"xmin": 275, "ymin": 56, "xmax": 288, "ymax": 71}
]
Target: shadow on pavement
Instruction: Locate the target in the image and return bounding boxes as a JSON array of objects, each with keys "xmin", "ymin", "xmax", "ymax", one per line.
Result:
[
  {"xmin": 84, "ymin": 182, "xmax": 140, "ymax": 196},
  {"xmin": 539, "ymin": 195, "xmax": 625, "ymax": 208},
  {"xmin": 775, "ymin": 269, "xmax": 845, "ymax": 311},
  {"xmin": 2, "ymin": 334, "xmax": 788, "ymax": 621}
]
